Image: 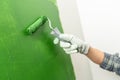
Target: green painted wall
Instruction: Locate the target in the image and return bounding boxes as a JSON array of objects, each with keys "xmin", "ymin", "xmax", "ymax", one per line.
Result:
[{"xmin": 0, "ymin": 0, "xmax": 75, "ymax": 80}]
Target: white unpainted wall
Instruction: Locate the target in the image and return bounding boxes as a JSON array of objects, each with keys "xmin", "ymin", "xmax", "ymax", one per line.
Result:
[
  {"xmin": 57, "ymin": 0, "xmax": 93, "ymax": 80},
  {"xmin": 76, "ymin": 0, "xmax": 120, "ymax": 80}
]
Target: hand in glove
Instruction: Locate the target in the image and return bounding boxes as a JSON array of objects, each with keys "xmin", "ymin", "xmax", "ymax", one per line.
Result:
[{"xmin": 54, "ymin": 34, "xmax": 90, "ymax": 55}]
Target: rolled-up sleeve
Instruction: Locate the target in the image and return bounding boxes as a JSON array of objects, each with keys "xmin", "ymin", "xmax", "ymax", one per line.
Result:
[{"xmin": 100, "ymin": 52, "xmax": 120, "ymax": 76}]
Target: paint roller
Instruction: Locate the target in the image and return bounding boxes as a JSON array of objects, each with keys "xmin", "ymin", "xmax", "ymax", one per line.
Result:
[{"xmin": 25, "ymin": 16, "xmax": 61, "ymax": 39}]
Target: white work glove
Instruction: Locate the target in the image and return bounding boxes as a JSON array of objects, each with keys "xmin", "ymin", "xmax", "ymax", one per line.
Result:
[{"xmin": 54, "ymin": 34, "xmax": 90, "ymax": 55}]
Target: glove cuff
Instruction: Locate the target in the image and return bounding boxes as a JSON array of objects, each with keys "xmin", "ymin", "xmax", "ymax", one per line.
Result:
[
  {"xmin": 83, "ymin": 44, "xmax": 90, "ymax": 55},
  {"xmin": 79, "ymin": 43, "xmax": 90, "ymax": 55}
]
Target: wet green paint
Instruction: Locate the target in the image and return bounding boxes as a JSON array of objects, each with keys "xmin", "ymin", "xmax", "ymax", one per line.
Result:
[
  {"xmin": 0, "ymin": 0, "xmax": 75, "ymax": 80},
  {"xmin": 48, "ymin": 0, "xmax": 56, "ymax": 4}
]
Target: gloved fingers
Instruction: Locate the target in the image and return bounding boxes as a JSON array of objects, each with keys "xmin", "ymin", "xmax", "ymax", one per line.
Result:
[
  {"xmin": 65, "ymin": 50, "xmax": 78, "ymax": 54},
  {"xmin": 59, "ymin": 34, "xmax": 74, "ymax": 42},
  {"xmin": 60, "ymin": 41, "xmax": 71, "ymax": 48},
  {"xmin": 63, "ymin": 44, "xmax": 78, "ymax": 52},
  {"xmin": 53, "ymin": 38, "xmax": 60, "ymax": 44}
]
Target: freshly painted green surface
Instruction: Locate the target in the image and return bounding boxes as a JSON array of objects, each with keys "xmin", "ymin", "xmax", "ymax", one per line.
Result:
[
  {"xmin": 0, "ymin": 0, "xmax": 75, "ymax": 80},
  {"xmin": 49, "ymin": 0, "xmax": 56, "ymax": 4}
]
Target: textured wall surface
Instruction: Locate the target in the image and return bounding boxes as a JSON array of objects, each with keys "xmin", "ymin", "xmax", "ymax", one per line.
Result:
[{"xmin": 0, "ymin": 0, "xmax": 75, "ymax": 80}]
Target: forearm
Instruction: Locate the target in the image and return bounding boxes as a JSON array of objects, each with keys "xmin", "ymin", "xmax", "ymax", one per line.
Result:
[
  {"xmin": 85, "ymin": 47, "xmax": 120, "ymax": 76},
  {"xmin": 86, "ymin": 47, "xmax": 104, "ymax": 65}
]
